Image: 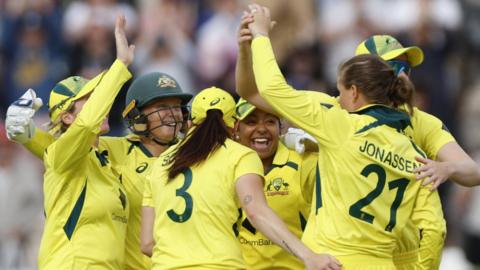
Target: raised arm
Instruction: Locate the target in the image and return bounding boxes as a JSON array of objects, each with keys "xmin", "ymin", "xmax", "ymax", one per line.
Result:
[
  {"xmin": 49, "ymin": 16, "xmax": 134, "ymax": 173},
  {"xmin": 235, "ymin": 12, "xmax": 276, "ymax": 114}
]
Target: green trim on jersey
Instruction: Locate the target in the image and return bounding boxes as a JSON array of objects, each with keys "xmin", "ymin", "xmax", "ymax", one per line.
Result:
[
  {"xmin": 354, "ymin": 105, "xmax": 411, "ymax": 134},
  {"xmin": 63, "ymin": 180, "xmax": 87, "ymax": 240}
]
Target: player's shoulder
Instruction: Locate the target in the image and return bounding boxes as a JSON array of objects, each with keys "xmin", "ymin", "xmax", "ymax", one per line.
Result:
[{"xmin": 303, "ymin": 90, "xmax": 339, "ymax": 106}]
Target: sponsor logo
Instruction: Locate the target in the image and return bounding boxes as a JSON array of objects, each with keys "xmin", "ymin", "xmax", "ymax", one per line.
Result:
[
  {"xmin": 239, "ymin": 236, "xmax": 273, "ymax": 246},
  {"xmin": 136, "ymin": 162, "xmax": 149, "ymax": 173},
  {"xmin": 112, "ymin": 213, "xmax": 128, "ymax": 224},
  {"xmin": 210, "ymin": 98, "xmax": 220, "ymax": 106}
]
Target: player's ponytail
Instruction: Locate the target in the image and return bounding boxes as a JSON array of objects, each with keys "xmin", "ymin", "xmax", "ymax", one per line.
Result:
[
  {"xmin": 339, "ymin": 54, "xmax": 415, "ymax": 114},
  {"xmin": 386, "ymin": 75, "xmax": 414, "ymax": 113},
  {"xmin": 168, "ymin": 109, "xmax": 229, "ymax": 180}
]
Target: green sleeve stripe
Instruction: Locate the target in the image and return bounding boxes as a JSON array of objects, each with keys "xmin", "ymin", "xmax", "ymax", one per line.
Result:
[
  {"xmin": 63, "ymin": 180, "xmax": 87, "ymax": 240},
  {"xmin": 315, "ymin": 163, "xmax": 323, "ymax": 214}
]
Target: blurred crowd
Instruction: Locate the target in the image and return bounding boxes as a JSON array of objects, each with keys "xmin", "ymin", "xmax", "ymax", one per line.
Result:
[{"xmin": 1, "ymin": 0, "xmax": 480, "ymax": 269}]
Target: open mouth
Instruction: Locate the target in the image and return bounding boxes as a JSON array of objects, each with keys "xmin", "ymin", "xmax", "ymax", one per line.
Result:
[{"xmin": 251, "ymin": 138, "xmax": 271, "ymax": 151}]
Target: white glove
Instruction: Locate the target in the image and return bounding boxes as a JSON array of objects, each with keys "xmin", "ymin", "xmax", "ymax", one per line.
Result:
[
  {"xmin": 283, "ymin": 127, "xmax": 318, "ymax": 154},
  {"xmin": 5, "ymin": 89, "xmax": 43, "ymax": 144}
]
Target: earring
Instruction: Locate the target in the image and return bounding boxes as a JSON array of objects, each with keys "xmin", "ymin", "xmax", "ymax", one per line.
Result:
[{"xmin": 234, "ymin": 134, "xmax": 240, "ymax": 140}]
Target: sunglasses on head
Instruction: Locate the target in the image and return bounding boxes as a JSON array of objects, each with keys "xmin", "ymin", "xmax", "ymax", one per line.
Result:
[{"xmin": 387, "ymin": 60, "xmax": 411, "ymax": 76}]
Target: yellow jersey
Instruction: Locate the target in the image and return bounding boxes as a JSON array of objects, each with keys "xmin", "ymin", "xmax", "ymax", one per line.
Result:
[
  {"xmin": 251, "ymin": 36, "xmax": 432, "ymax": 267},
  {"xmin": 39, "ymin": 60, "xmax": 131, "ymax": 269},
  {"xmin": 239, "ymin": 142, "xmax": 317, "ymax": 269},
  {"xmin": 25, "ymin": 133, "xmax": 153, "ymax": 270},
  {"xmin": 302, "ymin": 77, "xmax": 451, "ymax": 270},
  {"xmin": 143, "ymin": 138, "xmax": 264, "ymax": 270},
  {"xmin": 99, "ymin": 135, "xmax": 154, "ymax": 270}
]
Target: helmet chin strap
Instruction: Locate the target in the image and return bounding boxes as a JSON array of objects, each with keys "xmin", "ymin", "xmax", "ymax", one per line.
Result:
[{"xmin": 147, "ymin": 120, "xmax": 183, "ymax": 146}]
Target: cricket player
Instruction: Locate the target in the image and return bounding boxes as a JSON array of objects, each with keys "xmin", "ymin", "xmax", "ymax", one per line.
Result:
[
  {"xmin": 241, "ymin": 4, "xmax": 441, "ymax": 269},
  {"xmin": 141, "ymin": 87, "xmax": 341, "ymax": 270},
  {"xmin": 38, "ymin": 15, "xmax": 134, "ymax": 269},
  {"xmin": 234, "ymin": 99, "xmax": 318, "ymax": 269}
]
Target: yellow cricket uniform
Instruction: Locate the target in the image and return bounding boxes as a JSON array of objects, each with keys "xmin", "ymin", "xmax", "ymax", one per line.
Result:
[
  {"xmin": 39, "ymin": 60, "xmax": 131, "ymax": 269},
  {"xmin": 26, "ymin": 132, "xmax": 153, "ymax": 269},
  {"xmin": 295, "ymin": 78, "xmax": 450, "ymax": 269},
  {"xmin": 143, "ymin": 138, "xmax": 264, "ymax": 270},
  {"xmin": 252, "ymin": 36, "xmax": 433, "ymax": 269},
  {"xmin": 239, "ymin": 142, "xmax": 317, "ymax": 269},
  {"xmin": 99, "ymin": 135, "xmax": 154, "ymax": 270},
  {"xmin": 301, "ymin": 77, "xmax": 451, "ymax": 270}
]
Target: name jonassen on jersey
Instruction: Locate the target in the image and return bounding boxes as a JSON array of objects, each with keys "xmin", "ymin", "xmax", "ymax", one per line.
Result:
[{"xmin": 359, "ymin": 140, "xmax": 421, "ymax": 173}]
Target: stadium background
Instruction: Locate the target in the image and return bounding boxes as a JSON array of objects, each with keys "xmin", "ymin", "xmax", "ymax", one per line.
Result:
[{"xmin": 0, "ymin": 0, "xmax": 479, "ymax": 269}]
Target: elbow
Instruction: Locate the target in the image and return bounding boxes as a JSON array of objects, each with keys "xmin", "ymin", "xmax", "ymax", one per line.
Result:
[
  {"xmin": 140, "ymin": 241, "xmax": 153, "ymax": 257},
  {"xmin": 244, "ymin": 205, "xmax": 268, "ymax": 229}
]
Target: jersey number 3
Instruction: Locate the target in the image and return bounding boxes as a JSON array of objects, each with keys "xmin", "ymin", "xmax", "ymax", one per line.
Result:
[
  {"xmin": 349, "ymin": 164, "xmax": 409, "ymax": 232},
  {"xmin": 167, "ymin": 168, "xmax": 194, "ymax": 223}
]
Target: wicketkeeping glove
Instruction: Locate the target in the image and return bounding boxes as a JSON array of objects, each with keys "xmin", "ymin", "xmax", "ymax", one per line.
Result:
[
  {"xmin": 5, "ymin": 89, "xmax": 43, "ymax": 144},
  {"xmin": 282, "ymin": 127, "xmax": 318, "ymax": 154}
]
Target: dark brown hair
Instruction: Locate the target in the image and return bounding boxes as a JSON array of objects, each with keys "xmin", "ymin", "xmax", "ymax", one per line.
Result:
[
  {"xmin": 168, "ymin": 110, "xmax": 229, "ymax": 180},
  {"xmin": 339, "ymin": 54, "xmax": 415, "ymax": 113}
]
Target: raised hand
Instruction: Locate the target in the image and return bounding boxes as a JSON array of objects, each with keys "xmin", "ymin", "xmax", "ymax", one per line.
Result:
[
  {"xmin": 5, "ymin": 89, "xmax": 43, "ymax": 144},
  {"xmin": 115, "ymin": 15, "xmax": 135, "ymax": 66},
  {"xmin": 247, "ymin": 4, "xmax": 273, "ymax": 38},
  {"xmin": 238, "ymin": 12, "xmax": 254, "ymax": 46}
]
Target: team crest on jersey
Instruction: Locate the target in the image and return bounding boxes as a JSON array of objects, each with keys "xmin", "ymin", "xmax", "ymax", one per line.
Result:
[
  {"xmin": 266, "ymin": 178, "xmax": 289, "ymax": 196},
  {"xmin": 157, "ymin": 76, "xmax": 177, "ymax": 88}
]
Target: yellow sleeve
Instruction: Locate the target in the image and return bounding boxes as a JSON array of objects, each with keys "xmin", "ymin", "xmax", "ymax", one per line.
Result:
[
  {"xmin": 23, "ymin": 128, "xmax": 55, "ymax": 159},
  {"xmin": 299, "ymin": 152, "xmax": 318, "ymax": 205},
  {"xmin": 251, "ymin": 36, "xmax": 353, "ymax": 146},
  {"xmin": 47, "ymin": 60, "xmax": 131, "ymax": 173},
  {"xmin": 234, "ymin": 150, "xmax": 264, "ymax": 180},
  {"xmin": 411, "ymin": 107, "xmax": 455, "ymax": 160},
  {"xmin": 143, "ymin": 173, "xmax": 154, "ymax": 207},
  {"xmin": 411, "ymin": 186, "xmax": 446, "ymax": 269}
]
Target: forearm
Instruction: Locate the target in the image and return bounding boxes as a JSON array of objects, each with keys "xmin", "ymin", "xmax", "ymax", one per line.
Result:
[
  {"xmin": 23, "ymin": 128, "xmax": 55, "ymax": 159},
  {"xmin": 235, "ymin": 45, "xmax": 276, "ymax": 114},
  {"xmin": 52, "ymin": 60, "xmax": 131, "ymax": 171},
  {"xmin": 140, "ymin": 206, "xmax": 155, "ymax": 257},
  {"xmin": 246, "ymin": 203, "xmax": 313, "ymax": 261},
  {"xmin": 448, "ymin": 159, "xmax": 480, "ymax": 187},
  {"xmin": 251, "ymin": 37, "xmax": 315, "ymax": 136}
]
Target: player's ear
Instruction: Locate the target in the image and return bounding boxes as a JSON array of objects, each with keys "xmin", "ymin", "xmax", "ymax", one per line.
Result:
[
  {"xmin": 350, "ymin": 84, "xmax": 360, "ymax": 102},
  {"xmin": 233, "ymin": 121, "xmax": 241, "ymax": 141}
]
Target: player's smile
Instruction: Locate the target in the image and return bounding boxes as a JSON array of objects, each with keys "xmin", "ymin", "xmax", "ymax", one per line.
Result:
[{"xmin": 250, "ymin": 137, "xmax": 271, "ymax": 152}]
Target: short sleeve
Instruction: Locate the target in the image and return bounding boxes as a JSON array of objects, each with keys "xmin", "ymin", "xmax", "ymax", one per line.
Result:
[{"xmin": 234, "ymin": 150, "xmax": 264, "ymax": 181}]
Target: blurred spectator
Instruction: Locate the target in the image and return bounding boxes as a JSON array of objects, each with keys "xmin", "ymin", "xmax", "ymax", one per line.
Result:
[
  {"xmin": 195, "ymin": 0, "xmax": 242, "ymax": 94},
  {"xmin": 62, "ymin": 0, "xmax": 137, "ymax": 43},
  {"xmin": 316, "ymin": 0, "xmax": 373, "ymax": 87},
  {"xmin": 0, "ymin": 121, "xmax": 44, "ymax": 269},
  {"xmin": 2, "ymin": 9, "xmax": 67, "ymax": 115},
  {"xmin": 256, "ymin": 0, "xmax": 317, "ymax": 65},
  {"xmin": 134, "ymin": 0, "xmax": 196, "ymax": 94}
]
